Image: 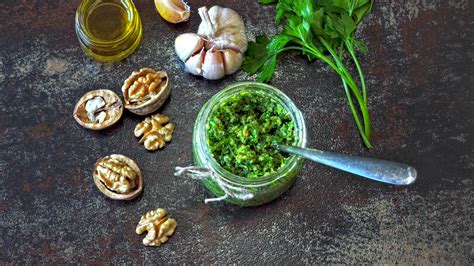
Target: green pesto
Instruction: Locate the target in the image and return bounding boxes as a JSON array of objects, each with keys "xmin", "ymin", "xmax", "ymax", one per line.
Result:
[{"xmin": 206, "ymin": 90, "xmax": 295, "ymax": 179}]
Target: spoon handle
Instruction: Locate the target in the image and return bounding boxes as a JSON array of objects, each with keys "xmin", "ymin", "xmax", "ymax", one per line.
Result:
[{"xmin": 276, "ymin": 144, "xmax": 417, "ymax": 185}]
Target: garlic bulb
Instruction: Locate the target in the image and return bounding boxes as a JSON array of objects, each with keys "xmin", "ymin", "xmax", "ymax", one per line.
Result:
[
  {"xmin": 174, "ymin": 6, "xmax": 247, "ymax": 80},
  {"xmin": 197, "ymin": 6, "xmax": 247, "ymax": 53}
]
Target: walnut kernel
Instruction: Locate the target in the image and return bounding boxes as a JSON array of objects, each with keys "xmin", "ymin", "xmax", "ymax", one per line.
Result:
[
  {"xmin": 136, "ymin": 208, "xmax": 177, "ymax": 247},
  {"xmin": 93, "ymin": 154, "xmax": 143, "ymax": 200},
  {"xmin": 135, "ymin": 113, "xmax": 175, "ymax": 151},
  {"xmin": 122, "ymin": 68, "xmax": 170, "ymax": 115}
]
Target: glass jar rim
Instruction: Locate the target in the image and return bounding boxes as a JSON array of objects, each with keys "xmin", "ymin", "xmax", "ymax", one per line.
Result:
[
  {"xmin": 195, "ymin": 82, "xmax": 307, "ymax": 188},
  {"xmin": 75, "ymin": 0, "xmax": 137, "ymax": 46}
]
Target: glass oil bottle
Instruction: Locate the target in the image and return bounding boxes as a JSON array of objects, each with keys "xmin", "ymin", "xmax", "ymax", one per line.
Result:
[{"xmin": 75, "ymin": 0, "xmax": 142, "ymax": 62}]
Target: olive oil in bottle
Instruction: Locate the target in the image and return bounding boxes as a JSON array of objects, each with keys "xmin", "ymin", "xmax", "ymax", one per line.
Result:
[
  {"xmin": 75, "ymin": 0, "xmax": 142, "ymax": 62},
  {"xmin": 85, "ymin": 2, "xmax": 130, "ymax": 41}
]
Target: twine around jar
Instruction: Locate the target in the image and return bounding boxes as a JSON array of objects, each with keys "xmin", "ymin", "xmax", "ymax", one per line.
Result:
[{"xmin": 175, "ymin": 166, "xmax": 254, "ymax": 203}]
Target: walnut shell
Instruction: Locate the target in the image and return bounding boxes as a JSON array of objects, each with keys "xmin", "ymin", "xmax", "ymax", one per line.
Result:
[
  {"xmin": 73, "ymin": 89, "xmax": 123, "ymax": 130},
  {"xmin": 122, "ymin": 68, "xmax": 170, "ymax": 115},
  {"xmin": 93, "ymin": 154, "xmax": 143, "ymax": 200}
]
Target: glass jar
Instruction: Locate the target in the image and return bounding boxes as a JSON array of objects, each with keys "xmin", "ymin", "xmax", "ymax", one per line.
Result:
[
  {"xmin": 192, "ymin": 82, "xmax": 307, "ymax": 207},
  {"xmin": 75, "ymin": 0, "xmax": 142, "ymax": 62}
]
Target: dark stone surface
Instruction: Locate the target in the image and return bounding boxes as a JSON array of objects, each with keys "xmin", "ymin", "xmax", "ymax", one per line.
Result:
[{"xmin": 0, "ymin": 0, "xmax": 472, "ymax": 264}]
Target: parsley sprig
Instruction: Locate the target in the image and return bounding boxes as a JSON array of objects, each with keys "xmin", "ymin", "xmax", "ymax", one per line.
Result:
[{"xmin": 243, "ymin": 0, "xmax": 374, "ymax": 148}]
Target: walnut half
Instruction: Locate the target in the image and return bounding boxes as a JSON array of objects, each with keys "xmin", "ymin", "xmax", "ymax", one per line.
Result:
[
  {"xmin": 134, "ymin": 113, "xmax": 175, "ymax": 151},
  {"xmin": 93, "ymin": 154, "xmax": 143, "ymax": 200},
  {"xmin": 122, "ymin": 68, "xmax": 170, "ymax": 115},
  {"xmin": 136, "ymin": 208, "xmax": 177, "ymax": 247},
  {"xmin": 73, "ymin": 89, "xmax": 123, "ymax": 130}
]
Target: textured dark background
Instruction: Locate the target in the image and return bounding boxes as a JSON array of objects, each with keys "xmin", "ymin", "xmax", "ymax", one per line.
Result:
[{"xmin": 0, "ymin": 0, "xmax": 472, "ymax": 264}]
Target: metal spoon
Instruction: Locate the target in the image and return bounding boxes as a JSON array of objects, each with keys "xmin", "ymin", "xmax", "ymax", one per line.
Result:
[{"xmin": 274, "ymin": 144, "xmax": 417, "ymax": 185}]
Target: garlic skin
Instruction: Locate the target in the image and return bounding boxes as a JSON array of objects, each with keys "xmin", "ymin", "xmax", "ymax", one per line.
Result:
[
  {"xmin": 222, "ymin": 49, "xmax": 243, "ymax": 75},
  {"xmin": 154, "ymin": 0, "xmax": 190, "ymax": 24},
  {"xmin": 202, "ymin": 49, "xmax": 225, "ymax": 80},
  {"xmin": 185, "ymin": 48, "xmax": 205, "ymax": 75},
  {"xmin": 174, "ymin": 5, "xmax": 247, "ymax": 80},
  {"xmin": 175, "ymin": 33, "xmax": 204, "ymax": 61}
]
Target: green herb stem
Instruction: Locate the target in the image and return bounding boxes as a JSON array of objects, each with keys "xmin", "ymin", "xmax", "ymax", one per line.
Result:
[
  {"xmin": 344, "ymin": 42, "xmax": 371, "ymax": 139},
  {"xmin": 342, "ymin": 80, "xmax": 372, "ymax": 148},
  {"xmin": 318, "ymin": 37, "xmax": 371, "ymax": 141},
  {"xmin": 318, "ymin": 37, "xmax": 362, "ymax": 102},
  {"xmin": 345, "ymin": 40, "xmax": 368, "ymax": 104}
]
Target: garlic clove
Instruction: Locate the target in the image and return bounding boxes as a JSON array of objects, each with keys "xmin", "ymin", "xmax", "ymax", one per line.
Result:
[
  {"xmin": 154, "ymin": 0, "xmax": 190, "ymax": 24},
  {"xmin": 175, "ymin": 33, "xmax": 204, "ymax": 62},
  {"xmin": 222, "ymin": 49, "xmax": 243, "ymax": 75},
  {"xmin": 202, "ymin": 49, "xmax": 225, "ymax": 80},
  {"xmin": 185, "ymin": 48, "xmax": 205, "ymax": 75}
]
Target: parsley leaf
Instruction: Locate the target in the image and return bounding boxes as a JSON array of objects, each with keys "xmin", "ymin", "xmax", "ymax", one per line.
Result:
[{"xmin": 242, "ymin": 35, "xmax": 271, "ymax": 74}]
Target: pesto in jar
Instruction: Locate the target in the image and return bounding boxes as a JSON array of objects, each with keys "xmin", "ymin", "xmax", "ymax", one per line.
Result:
[{"xmin": 206, "ymin": 90, "xmax": 295, "ymax": 179}]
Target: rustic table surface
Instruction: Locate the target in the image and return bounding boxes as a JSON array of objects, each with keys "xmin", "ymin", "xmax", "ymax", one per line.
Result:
[{"xmin": 1, "ymin": 0, "xmax": 472, "ymax": 264}]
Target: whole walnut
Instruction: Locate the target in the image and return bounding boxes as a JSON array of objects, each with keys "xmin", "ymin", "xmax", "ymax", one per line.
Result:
[
  {"xmin": 135, "ymin": 113, "xmax": 175, "ymax": 151},
  {"xmin": 93, "ymin": 154, "xmax": 143, "ymax": 200},
  {"xmin": 73, "ymin": 89, "xmax": 123, "ymax": 130},
  {"xmin": 122, "ymin": 68, "xmax": 170, "ymax": 115}
]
